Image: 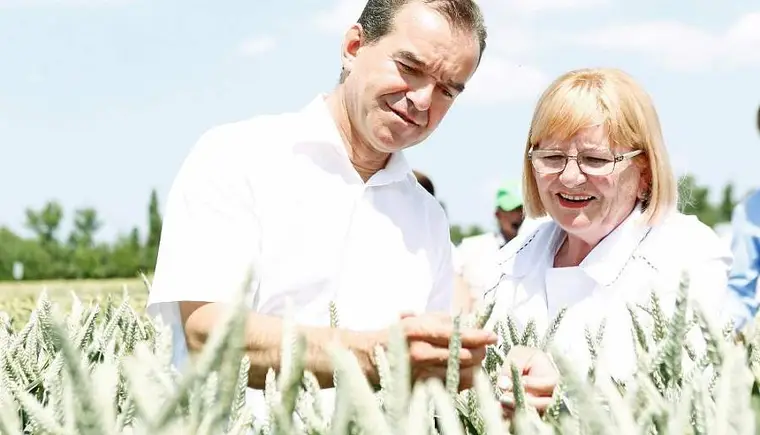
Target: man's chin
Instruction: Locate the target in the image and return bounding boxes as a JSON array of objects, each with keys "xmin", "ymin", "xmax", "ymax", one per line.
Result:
[{"xmin": 372, "ymin": 130, "xmax": 421, "ymax": 152}]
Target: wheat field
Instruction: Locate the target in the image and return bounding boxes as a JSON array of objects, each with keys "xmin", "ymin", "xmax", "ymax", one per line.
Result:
[{"xmin": 0, "ymin": 278, "xmax": 149, "ymax": 326}]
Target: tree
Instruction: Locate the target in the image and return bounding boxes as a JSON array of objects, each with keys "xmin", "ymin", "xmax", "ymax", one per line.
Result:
[
  {"xmin": 0, "ymin": 227, "xmax": 54, "ymax": 280},
  {"xmin": 719, "ymin": 183, "xmax": 736, "ymax": 223},
  {"xmin": 108, "ymin": 227, "xmax": 143, "ymax": 278},
  {"xmin": 67, "ymin": 208, "xmax": 102, "ymax": 248},
  {"xmin": 143, "ymin": 189, "xmax": 163, "ymax": 271},
  {"xmin": 22, "ymin": 201, "xmax": 68, "ymax": 277},
  {"xmin": 1, "ymin": 195, "xmax": 152, "ymax": 280},
  {"xmin": 146, "ymin": 190, "xmax": 162, "ymax": 249},
  {"xmin": 678, "ymin": 174, "xmax": 733, "ymax": 228},
  {"xmin": 129, "ymin": 227, "xmax": 141, "ymax": 251},
  {"xmin": 450, "ymin": 224, "xmax": 485, "ymax": 246},
  {"xmin": 24, "ymin": 201, "xmax": 63, "ymax": 246}
]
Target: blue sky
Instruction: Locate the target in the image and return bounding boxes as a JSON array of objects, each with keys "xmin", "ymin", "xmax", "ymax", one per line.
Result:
[{"xmin": 1, "ymin": 0, "xmax": 759, "ymax": 241}]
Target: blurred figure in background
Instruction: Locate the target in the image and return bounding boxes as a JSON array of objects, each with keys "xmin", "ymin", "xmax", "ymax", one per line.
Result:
[
  {"xmin": 413, "ymin": 170, "xmax": 436, "ymax": 198},
  {"xmin": 492, "ymin": 181, "xmax": 526, "ymax": 244},
  {"xmin": 727, "ymin": 104, "xmax": 760, "ymax": 330},
  {"xmin": 411, "ymin": 171, "xmax": 551, "ymax": 314},
  {"xmin": 453, "ymin": 181, "xmax": 548, "ymax": 313}
]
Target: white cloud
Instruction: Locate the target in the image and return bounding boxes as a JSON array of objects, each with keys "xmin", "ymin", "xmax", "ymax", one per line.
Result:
[
  {"xmin": 312, "ymin": 0, "xmax": 364, "ymax": 35},
  {"xmin": 723, "ymin": 13, "xmax": 760, "ymax": 67},
  {"xmin": 507, "ymin": 0, "xmax": 608, "ymax": 13},
  {"xmin": 238, "ymin": 35, "xmax": 277, "ymax": 58},
  {"xmin": 459, "ymin": 57, "xmax": 549, "ymax": 105},
  {"xmin": 569, "ymin": 12, "xmax": 760, "ymax": 71},
  {"xmin": 0, "ymin": 0, "xmax": 131, "ymax": 7},
  {"xmin": 668, "ymin": 149, "xmax": 692, "ymax": 180}
]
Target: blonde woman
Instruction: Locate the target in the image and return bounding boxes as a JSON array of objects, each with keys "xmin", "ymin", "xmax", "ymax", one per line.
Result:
[{"xmin": 484, "ymin": 68, "xmax": 737, "ymax": 417}]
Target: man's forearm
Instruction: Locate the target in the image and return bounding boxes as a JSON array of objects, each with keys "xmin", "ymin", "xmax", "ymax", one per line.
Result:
[{"xmin": 182, "ymin": 302, "xmax": 383, "ymax": 389}]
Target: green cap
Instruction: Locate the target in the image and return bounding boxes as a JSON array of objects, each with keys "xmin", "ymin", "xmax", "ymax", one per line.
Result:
[{"xmin": 495, "ymin": 181, "xmax": 523, "ymax": 212}]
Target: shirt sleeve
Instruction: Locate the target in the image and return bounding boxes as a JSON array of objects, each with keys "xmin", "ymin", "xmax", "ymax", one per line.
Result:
[
  {"xmin": 727, "ymin": 197, "xmax": 760, "ymax": 327},
  {"xmin": 147, "ymin": 125, "xmax": 262, "ymax": 311},
  {"xmin": 425, "ymin": 215, "xmax": 455, "ymax": 314}
]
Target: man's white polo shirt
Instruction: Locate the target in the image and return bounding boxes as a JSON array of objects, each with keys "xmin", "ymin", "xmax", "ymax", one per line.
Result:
[{"xmin": 146, "ymin": 95, "xmax": 454, "ymax": 419}]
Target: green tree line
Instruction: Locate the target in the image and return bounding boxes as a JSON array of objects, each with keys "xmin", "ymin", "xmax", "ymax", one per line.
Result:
[
  {"xmin": 0, "ymin": 189, "xmax": 162, "ymax": 281},
  {"xmin": 678, "ymin": 175, "xmax": 739, "ymax": 228},
  {"xmin": 0, "ymin": 175, "xmax": 745, "ymax": 281}
]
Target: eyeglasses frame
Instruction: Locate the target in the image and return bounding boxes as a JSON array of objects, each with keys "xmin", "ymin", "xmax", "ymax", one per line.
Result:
[{"xmin": 527, "ymin": 147, "xmax": 644, "ymax": 176}]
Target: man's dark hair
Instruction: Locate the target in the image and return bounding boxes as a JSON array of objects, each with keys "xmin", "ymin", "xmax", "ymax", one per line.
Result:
[
  {"xmin": 413, "ymin": 170, "xmax": 435, "ymax": 197},
  {"xmin": 339, "ymin": 0, "xmax": 487, "ymax": 82}
]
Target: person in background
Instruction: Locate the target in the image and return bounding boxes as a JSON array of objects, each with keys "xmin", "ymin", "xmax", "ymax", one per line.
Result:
[
  {"xmin": 482, "ymin": 67, "xmax": 733, "ymax": 420},
  {"xmin": 413, "ymin": 170, "xmax": 436, "ymax": 198},
  {"xmin": 493, "ymin": 180, "xmax": 528, "ymax": 244},
  {"xmin": 726, "ymin": 104, "xmax": 760, "ymax": 330},
  {"xmin": 146, "ymin": 0, "xmax": 496, "ymax": 421},
  {"xmin": 453, "ymin": 181, "xmax": 546, "ymax": 313}
]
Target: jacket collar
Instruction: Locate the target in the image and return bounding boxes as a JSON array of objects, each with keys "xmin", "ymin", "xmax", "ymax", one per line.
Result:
[
  {"xmin": 497, "ymin": 204, "xmax": 652, "ymax": 287},
  {"xmin": 579, "ymin": 205, "xmax": 652, "ymax": 287}
]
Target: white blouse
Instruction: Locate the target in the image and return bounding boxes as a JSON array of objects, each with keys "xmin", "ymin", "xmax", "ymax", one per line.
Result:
[{"xmin": 482, "ymin": 205, "xmax": 735, "ymax": 382}]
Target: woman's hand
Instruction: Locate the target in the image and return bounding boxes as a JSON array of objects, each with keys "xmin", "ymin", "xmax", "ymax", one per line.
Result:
[{"xmin": 497, "ymin": 345, "xmax": 559, "ymax": 420}]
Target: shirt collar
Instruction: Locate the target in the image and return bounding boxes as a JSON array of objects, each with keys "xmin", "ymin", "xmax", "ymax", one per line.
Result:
[
  {"xmin": 494, "ymin": 203, "xmax": 653, "ymax": 289},
  {"xmin": 576, "ymin": 204, "xmax": 652, "ymax": 287},
  {"xmin": 300, "ymin": 94, "xmax": 412, "ymax": 187}
]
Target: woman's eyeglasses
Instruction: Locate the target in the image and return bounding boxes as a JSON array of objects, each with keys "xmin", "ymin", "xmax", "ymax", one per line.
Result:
[{"xmin": 528, "ymin": 147, "xmax": 643, "ymax": 176}]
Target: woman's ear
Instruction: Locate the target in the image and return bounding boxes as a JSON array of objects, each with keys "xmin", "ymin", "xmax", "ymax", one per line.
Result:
[
  {"xmin": 638, "ymin": 164, "xmax": 652, "ymax": 201},
  {"xmin": 340, "ymin": 24, "xmax": 364, "ymax": 78}
]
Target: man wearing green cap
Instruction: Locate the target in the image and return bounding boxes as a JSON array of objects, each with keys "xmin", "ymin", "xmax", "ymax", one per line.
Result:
[
  {"xmin": 493, "ymin": 181, "xmax": 527, "ymax": 245},
  {"xmin": 453, "ymin": 181, "xmax": 545, "ymax": 313}
]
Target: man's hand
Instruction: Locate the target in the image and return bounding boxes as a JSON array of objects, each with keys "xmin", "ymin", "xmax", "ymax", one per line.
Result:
[
  {"xmin": 391, "ymin": 312, "xmax": 497, "ymax": 390},
  {"xmin": 497, "ymin": 346, "xmax": 559, "ymax": 419}
]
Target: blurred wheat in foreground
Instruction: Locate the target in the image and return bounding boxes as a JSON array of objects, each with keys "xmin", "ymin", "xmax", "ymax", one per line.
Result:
[{"xmin": 1, "ymin": 273, "xmax": 760, "ymax": 434}]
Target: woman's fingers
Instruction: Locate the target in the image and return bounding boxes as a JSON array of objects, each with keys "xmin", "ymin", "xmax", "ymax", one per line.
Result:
[
  {"xmin": 497, "ymin": 375, "xmax": 558, "ymax": 395},
  {"xmin": 521, "ymin": 375, "xmax": 558, "ymax": 396},
  {"xmin": 499, "ymin": 392, "xmax": 556, "ymax": 412}
]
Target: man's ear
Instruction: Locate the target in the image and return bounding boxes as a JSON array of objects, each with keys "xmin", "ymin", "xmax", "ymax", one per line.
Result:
[{"xmin": 341, "ymin": 24, "xmax": 364, "ymax": 77}]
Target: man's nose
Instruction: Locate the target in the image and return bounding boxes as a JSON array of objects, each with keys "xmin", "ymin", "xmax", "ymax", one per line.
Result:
[
  {"xmin": 406, "ymin": 82, "xmax": 434, "ymax": 112},
  {"xmin": 558, "ymin": 157, "xmax": 587, "ymax": 187}
]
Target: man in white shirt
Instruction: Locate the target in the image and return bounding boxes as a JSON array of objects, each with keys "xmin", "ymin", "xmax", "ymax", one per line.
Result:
[{"xmin": 146, "ymin": 0, "xmax": 497, "ymax": 417}]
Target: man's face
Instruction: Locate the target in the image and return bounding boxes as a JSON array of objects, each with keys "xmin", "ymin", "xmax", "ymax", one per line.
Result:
[
  {"xmin": 340, "ymin": 1, "xmax": 481, "ymax": 153},
  {"xmin": 496, "ymin": 207, "xmax": 524, "ymax": 242}
]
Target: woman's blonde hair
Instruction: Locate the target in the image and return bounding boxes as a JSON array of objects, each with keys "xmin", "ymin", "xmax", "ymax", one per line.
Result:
[{"xmin": 522, "ymin": 67, "xmax": 677, "ymax": 226}]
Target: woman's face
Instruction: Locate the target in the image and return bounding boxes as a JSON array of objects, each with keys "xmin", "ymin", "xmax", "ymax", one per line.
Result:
[{"xmin": 534, "ymin": 125, "xmax": 648, "ymax": 245}]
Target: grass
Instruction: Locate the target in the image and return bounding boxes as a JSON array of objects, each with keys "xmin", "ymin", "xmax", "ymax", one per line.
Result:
[{"xmin": 0, "ymin": 277, "xmax": 150, "ymax": 326}]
